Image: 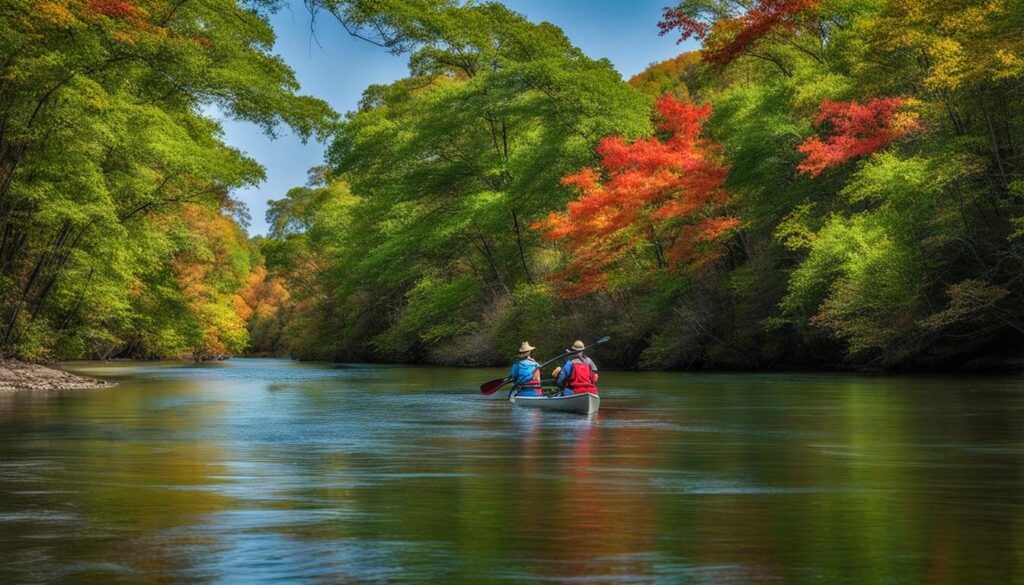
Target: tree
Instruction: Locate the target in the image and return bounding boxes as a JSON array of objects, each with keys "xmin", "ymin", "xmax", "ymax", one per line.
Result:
[
  {"xmin": 0, "ymin": 0, "xmax": 336, "ymax": 359},
  {"xmin": 628, "ymin": 52, "xmax": 702, "ymax": 100},
  {"xmin": 237, "ymin": 263, "xmax": 291, "ymax": 357},
  {"xmin": 535, "ymin": 96, "xmax": 739, "ymax": 298},
  {"xmin": 249, "ymin": 0, "xmax": 1024, "ymax": 370},
  {"xmin": 660, "ymin": 0, "xmax": 822, "ymax": 74},
  {"xmin": 796, "ymin": 97, "xmax": 920, "ymax": 177},
  {"xmin": 277, "ymin": 1, "xmax": 652, "ymax": 361}
]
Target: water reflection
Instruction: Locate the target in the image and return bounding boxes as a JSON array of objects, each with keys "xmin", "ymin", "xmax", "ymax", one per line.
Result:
[{"xmin": 0, "ymin": 360, "xmax": 1021, "ymax": 583}]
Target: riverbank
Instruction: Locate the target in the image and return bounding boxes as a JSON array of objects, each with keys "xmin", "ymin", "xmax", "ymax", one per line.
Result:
[{"xmin": 0, "ymin": 361, "xmax": 114, "ymax": 392}]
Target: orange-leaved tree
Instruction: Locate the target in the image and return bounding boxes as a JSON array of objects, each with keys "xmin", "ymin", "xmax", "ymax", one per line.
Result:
[
  {"xmin": 797, "ymin": 97, "xmax": 920, "ymax": 177},
  {"xmin": 168, "ymin": 204, "xmax": 252, "ymax": 359},
  {"xmin": 534, "ymin": 95, "xmax": 740, "ymax": 298}
]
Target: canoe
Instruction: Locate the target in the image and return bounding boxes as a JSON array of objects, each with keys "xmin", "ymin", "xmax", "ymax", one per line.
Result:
[{"xmin": 511, "ymin": 392, "xmax": 600, "ymax": 415}]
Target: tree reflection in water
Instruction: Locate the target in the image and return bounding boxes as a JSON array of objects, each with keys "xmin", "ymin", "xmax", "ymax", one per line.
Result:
[{"xmin": 0, "ymin": 360, "xmax": 1021, "ymax": 584}]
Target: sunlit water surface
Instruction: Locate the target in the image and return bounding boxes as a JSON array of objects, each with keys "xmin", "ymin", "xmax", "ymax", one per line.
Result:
[{"xmin": 1, "ymin": 359, "xmax": 1022, "ymax": 584}]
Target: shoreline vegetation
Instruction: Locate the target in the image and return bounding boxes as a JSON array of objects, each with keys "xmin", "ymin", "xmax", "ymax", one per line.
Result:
[
  {"xmin": 0, "ymin": 361, "xmax": 113, "ymax": 392},
  {"xmin": 1, "ymin": 2, "xmax": 1022, "ymax": 373}
]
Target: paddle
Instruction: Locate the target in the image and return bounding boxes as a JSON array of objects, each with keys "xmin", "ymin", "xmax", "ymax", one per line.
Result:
[
  {"xmin": 479, "ymin": 377, "xmax": 510, "ymax": 395},
  {"xmin": 479, "ymin": 335, "xmax": 610, "ymax": 395}
]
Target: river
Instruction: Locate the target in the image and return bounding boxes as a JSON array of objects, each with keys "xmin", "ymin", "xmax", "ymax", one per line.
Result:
[{"xmin": 0, "ymin": 359, "xmax": 1022, "ymax": 584}]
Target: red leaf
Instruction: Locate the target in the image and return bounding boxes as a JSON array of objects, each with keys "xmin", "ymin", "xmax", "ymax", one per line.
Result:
[
  {"xmin": 659, "ymin": 0, "xmax": 820, "ymax": 67},
  {"xmin": 536, "ymin": 96, "xmax": 739, "ymax": 298},
  {"xmin": 797, "ymin": 96, "xmax": 919, "ymax": 176}
]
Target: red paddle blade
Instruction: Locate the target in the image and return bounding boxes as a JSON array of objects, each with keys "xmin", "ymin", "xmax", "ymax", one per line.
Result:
[{"xmin": 480, "ymin": 378, "xmax": 508, "ymax": 395}]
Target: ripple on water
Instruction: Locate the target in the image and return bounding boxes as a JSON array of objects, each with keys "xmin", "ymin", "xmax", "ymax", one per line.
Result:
[
  {"xmin": 5, "ymin": 359, "xmax": 1023, "ymax": 585},
  {"xmin": 648, "ymin": 471, "xmax": 866, "ymax": 496}
]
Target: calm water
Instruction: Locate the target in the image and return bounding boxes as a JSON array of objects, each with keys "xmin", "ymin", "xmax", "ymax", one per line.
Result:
[{"xmin": 1, "ymin": 359, "xmax": 1022, "ymax": 584}]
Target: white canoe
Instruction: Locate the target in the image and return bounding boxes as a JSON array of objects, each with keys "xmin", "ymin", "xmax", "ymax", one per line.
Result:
[{"xmin": 511, "ymin": 392, "xmax": 600, "ymax": 415}]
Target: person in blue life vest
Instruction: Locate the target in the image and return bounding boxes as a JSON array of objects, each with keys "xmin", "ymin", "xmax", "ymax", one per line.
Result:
[
  {"xmin": 552, "ymin": 340, "xmax": 599, "ymax": 396},
  {"xmin": 509, "ymin": 341, "xmax": 543, "ymax": 397}
]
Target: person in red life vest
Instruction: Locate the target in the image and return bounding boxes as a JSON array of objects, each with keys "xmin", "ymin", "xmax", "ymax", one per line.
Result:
[
  {"xmin": 509, "ymin": 341, "xmax": 543, "ymax": 397},
  {"xmin": 553, "ymin": 340, "xmax": 599, "ymax": 396}
]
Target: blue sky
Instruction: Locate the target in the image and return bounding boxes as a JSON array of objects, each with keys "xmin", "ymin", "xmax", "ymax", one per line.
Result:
[{"xmin": 221, "ymin": 0, "xmax": 693, "ymax": 235}]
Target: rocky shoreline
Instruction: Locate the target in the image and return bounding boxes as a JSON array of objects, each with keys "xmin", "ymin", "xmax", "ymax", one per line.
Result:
[{"xmin": 0, "ymin": 361, "xmax": 114, "ymax": 392}]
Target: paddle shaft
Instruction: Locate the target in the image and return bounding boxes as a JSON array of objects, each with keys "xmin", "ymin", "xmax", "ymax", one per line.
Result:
[
  {"xmin": 536, "ymin": 336, "xmax": 610, "ymax": 370},
  {"xmin": 479, "ymin": 336, "xmax": 609, "ymax": 395}
]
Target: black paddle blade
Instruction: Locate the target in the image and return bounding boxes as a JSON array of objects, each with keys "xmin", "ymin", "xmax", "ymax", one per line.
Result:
[{"xmin": 480, "ymin": 378, "xmax": 509, "ymax": 395}]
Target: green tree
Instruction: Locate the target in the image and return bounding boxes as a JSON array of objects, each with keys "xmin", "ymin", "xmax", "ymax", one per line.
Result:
[
  {"xmin": 267, "ymin": 1, "xmax": 650, "ymax": 362},
  {"xmin": 0, "ymin": 0, "xmax": 335, "ymax": 359}
]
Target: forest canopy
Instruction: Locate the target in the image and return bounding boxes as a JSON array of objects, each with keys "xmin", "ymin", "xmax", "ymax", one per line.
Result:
[
  {"xmin": 255, "ymin": 0, "xmax": 1023, "ymax": 370},
  {"xmin": 3, "ymin": 0, "xmax": 1022, "ymax": 371},
  {"xmin": 0, "ymin": 0, "xmax": 335, "ymax": 360}
]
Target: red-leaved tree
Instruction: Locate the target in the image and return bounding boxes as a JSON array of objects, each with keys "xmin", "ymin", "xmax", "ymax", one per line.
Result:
[
  {"xmin": 534, "ymin": 96, "xmax": 740, "ymax": 298},
  {"xmin": 660, "ymin": 0, "xmax": 820, "ymax": 68},
  {"xmin": 88, "ymin": 0, "xmax": 149, "ymax": 21},
  {"xmin": 797, "ymin": 97, "xmax": 919, "ymax": 177}
]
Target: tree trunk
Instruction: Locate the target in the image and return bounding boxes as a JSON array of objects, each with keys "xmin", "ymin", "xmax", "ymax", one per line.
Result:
[{"xmin": 511, "ymin": 210, "xmax": 534, "ymax": 284}]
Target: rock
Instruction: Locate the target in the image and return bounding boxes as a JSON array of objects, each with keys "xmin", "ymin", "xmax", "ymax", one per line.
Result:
[{"xmin": 0, "ymin": 361, "xmax": 114, "ymax": 392}]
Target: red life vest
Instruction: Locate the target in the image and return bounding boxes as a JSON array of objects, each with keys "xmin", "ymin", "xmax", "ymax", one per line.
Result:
[
  {"xmin": 526, "ymin": 365, "xmax": 541, "ymax": 388},
  {"xmin": 566, "ymin": 359, "xmax": 598, "ymax": 395}
]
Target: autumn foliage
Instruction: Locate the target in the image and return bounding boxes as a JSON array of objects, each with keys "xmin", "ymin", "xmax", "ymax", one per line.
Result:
[
  {"xmin": 535, "ymin": 95, "xmax": 739, "ymax": 297},
  {"xmin": 35, "ymin": 0, "xmax": 157, "ymax": 41},
  {"xmin": 658, "ymin": 7, "xmax": 710, "ymax": 42},
  {"xmin": 164, "ymin": 205, "xmax": 252, "ymax": 359},
  {"xmin": 797, "ymin": 97, "xmax": 919, "ymax": 177},
  {"xmin": 660, "ymin": 0, "xmax": 819, "ymax": 67},
  {"xmin": 86, "ymin": 0, "xmax": 153, "ymax": 32},
  {"xmin": 89, "ymin": 0, "xmax": 145, "ymax": 18},
  {"xmin": 628, "ymin": 52, "xmax": 702, "ymax": 100},
  {"xmin": 237, "ymin": 266, "xmax": 290, "ymax": 323}
]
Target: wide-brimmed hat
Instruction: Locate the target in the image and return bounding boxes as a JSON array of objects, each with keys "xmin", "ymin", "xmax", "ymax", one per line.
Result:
[
  {"xmin": 518, "ymin": 341, "xmax": 535, "ymax": 353},
  {"xmin": 570, "ymin": 340, "xmax": 585, "ymax": 351}
]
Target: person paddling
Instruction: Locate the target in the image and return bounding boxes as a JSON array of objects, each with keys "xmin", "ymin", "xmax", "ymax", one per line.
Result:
[
  {"xmin": 553, "ymin": 340, "xmax": 599, "ymax": 396},
  {"xmin": 509, "ymin": 341, "xmax": 543, "ymax": 397}
]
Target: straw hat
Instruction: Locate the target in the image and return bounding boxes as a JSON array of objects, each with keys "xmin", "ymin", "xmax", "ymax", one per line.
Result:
[
  {"xmin": 517, "ymin": 341, "xmax": 535, "ymax": 353},
  {"xmin": 570, "ymin": 340, "xmax": 585, "ymax": 351}
]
